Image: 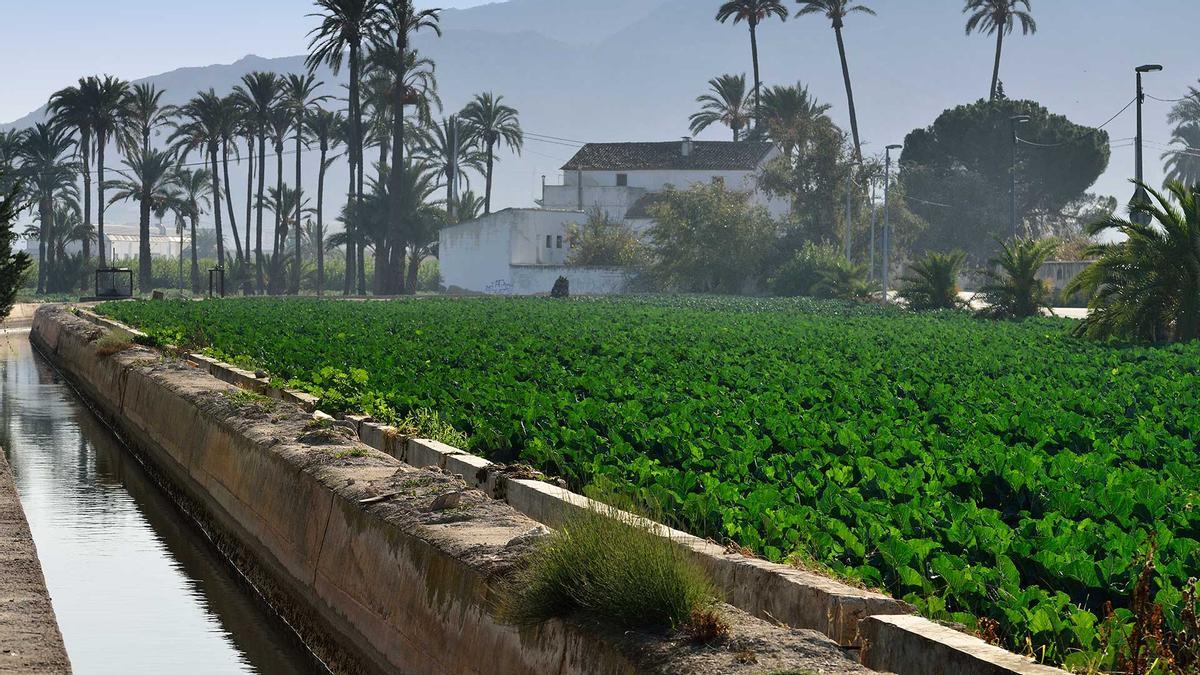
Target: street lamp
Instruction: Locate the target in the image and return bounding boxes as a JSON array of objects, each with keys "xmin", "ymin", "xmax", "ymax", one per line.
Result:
[
  {"xmin": 1131, "ymin": 64, "xmax": 1163, "ymax": 224},
  {"xmin": 882, "ymin": 144, "xmax": 902, "ymax": 302},
  {"xmin": 1010, "ymin": 114, "xmax": 1030, "ymax": 239}
]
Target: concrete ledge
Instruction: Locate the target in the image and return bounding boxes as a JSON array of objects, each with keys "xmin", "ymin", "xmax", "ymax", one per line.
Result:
[
  {"xmin": 37, "ymin": 305, "xmax": 876, "ymax": 675},
  {"xmin": 860, "ymin": 615, "xmax": 1067, "ymax": 675},
  {"xmin": 0, "ymin": 449, "xmax": 71, "ymax": 673}
]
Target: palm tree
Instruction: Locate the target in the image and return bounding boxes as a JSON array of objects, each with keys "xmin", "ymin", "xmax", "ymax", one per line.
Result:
[
  {"xmin": 1167, "ymin": 82, "xmax": 1200, "ymax": 128},
  {"xmin": 462, "ymin": 92, "xmax": 522, "ymax": 216},
  {"xmin": 170, "ymin": 90, "xmax": 243, "ymax": 265},
  {"xmin": 104, "ymin": 147, "xmax": 179, "ymax": 292},
  {"xmin": 215, "ymin": 94, "xmax": 245, "ymax": 267},
  {"xmin": 82, "ymin": 75, "xmax": 130, "ymax": 269},
  {"xmin": 756, "ymin": 82, "xmax": 834, "ymax": 158},
  {"xmin": 308, "ymin": 0, "xmax": 386, "ymax": 295},
  {"xmin": 1067, "ymin": 181, "xmax": 1200, "ymax": 343},
  {"xmin": 812, "ymin": 257, "xmax": 872, "ymax": 300},
  {"xmin": 266, "ymin": 106, "xmax": 293, "ymax": 293},
  {"xmin": 421, "ymin": 116, "xmax": 485, "ymax": 219},
  {"xmin": 282, "ymin": 73, "xmax": 330, "ymax": 294},
  {"xmin": 47, "ymin": 81, "xmax": 96, "ymax": 275},
  {"xmin": 689, "ymin": 74, "xmax": 754, "ymax": 142},
  {"xmin": 977, "ymin": 236, "xmax": 1057, "ymax": 319},
  {"xmin": 899, "ymin": 250, "xmax": 968, "ymax": 311},
  {"xmin": 119, "ymin": 83, "xmax": 170, "ymax": 156},
  {"xmin": 305, "ymin": 108, "xmax": 345, "ymax": 295},
  {"xmin": 453, "ymin": 189, "xmax": 485, "ymax": 223},
  {"xmin": 20, "ymin": 124, "xmax": 78, "ymax": 292},
  {"xmin": 233, "ymin": 72, "xmax": 281, "ymax": 292},
  {"xmin": 795, "ymin": 0, "xmax": 874, "ymax": 164},
  {"xmin": 173, "ymin": 168, "xmax": 212, "ymax": 293},
  {"xmin": 963, "ymin": 0, "xmax": 1037, "ymax": 101},
  {"xmin": 715, "ymin": 1, "xmax": 788, "ymax": 125},
  {"xmin": 1162, "ymin": 124, "xmax": 1200, "ymax": 188}
]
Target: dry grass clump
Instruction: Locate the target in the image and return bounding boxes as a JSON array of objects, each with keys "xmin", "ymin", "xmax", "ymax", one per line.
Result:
[
  {"xmin": 496, "ymin": 502, "xmax": 725, "ymax": 637},
  {"xmin": 95, "ymin": 329, "xmax": 135, "ymax": 357}
]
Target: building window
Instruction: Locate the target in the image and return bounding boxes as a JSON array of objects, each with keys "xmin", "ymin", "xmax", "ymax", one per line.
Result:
[
  {"xmin": 616, "ymin": 173, "xmax": 628, "ymax": 187},
  {"xmin": 556, "ymin": 235, "xmax": 563, "ymax": 249},
  {"xmin": 546, "ymin": 235, "xmax": 552, "ymax": 248}
]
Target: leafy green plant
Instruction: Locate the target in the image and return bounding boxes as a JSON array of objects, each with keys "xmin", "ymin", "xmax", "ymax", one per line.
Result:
[
  {"xmin": 769, "ymin": 241, "xmax": 842, "ymax": 297},
  {"xmin": 899, "ymin": 250, "xmax": 967, "ymax": 311},
  {"xmin": 95, "ymin": 329, "xmax": 135, "ymax": 357},
  {"xmin": 977, "ymin": 237, "xmax": 1057, "ymax": 318},
  {"xmin": 496, "ymin": 501, "xmax": 723, "ymax": 634},
  {"xmin": 811, "ymin": 257, "xmax": 872, "ymax": 301},
  {"xmin": 1067, "ymin": 181, "xmax": 1200, "ymax": 343},
  {"xmin": 97, "ymin": 295, "xmax": 1200, "ymax": 666}
]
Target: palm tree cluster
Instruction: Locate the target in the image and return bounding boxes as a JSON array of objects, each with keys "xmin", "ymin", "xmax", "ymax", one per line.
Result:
[
  {"xmin": 9, "ymin": 0, "xmax": 524, "ymax": 298},
  {"xmin": 1162, "ymin": 82, "xmax": 1200, "ymax": 189}
]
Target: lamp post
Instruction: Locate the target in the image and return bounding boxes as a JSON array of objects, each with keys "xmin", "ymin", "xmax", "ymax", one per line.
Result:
[
  {"xmin": 1010, "ymin": 114, "xmax": 1030, "ymax": 239},
  {"xmin": 882, "ymin": 144, "xmax": 902, "ymax": 302},
  {"xmin": 868, "ymin": 179, "xmax": 877, "ymax": 281},
  {"xmin": 1131, "ymin": 64, "xmax": 1163, "ymax": 224}
]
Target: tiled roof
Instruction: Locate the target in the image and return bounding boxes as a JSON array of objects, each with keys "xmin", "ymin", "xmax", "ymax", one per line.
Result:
[{"xmin": 561, "ymin": 141, "xmax": 774, "ymax": 172}]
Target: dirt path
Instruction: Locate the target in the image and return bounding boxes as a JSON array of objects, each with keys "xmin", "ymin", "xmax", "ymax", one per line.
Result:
[{"xmin": 0, "ymin": 450, "xmax": 70, "ymax": 673}]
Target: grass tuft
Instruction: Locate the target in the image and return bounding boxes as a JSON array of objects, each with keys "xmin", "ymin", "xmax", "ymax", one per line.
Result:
[
  {"xmin": 95, "ymin": 329, "xmax": 135, "ymax": 357},
  {"xmin": 390, "ymin": 407, "xmax": 468, "ymax": 448},
  {"xmin": 496, "ymin": 502, "xmax": 723, "ymax": 634}
]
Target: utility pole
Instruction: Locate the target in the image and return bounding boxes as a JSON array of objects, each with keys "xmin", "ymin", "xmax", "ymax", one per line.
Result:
[
  {"xmin": 1010, "ymin": 115, "xmax": 1030, "ymax": 239},
  {"xmin": 868, "ymin": 180, "xmax": 877, "ymax": 281},
  {"xmin": 883, "ymin": 144, "xmax": 902, "ymax": 302},
  {"xmin": 1132, "ymin": 64, "xmax": 1163, "ymax": 225}
]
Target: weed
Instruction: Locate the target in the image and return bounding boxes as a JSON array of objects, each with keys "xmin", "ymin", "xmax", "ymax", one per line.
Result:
[
  {"xmin": 388, "ymin": 407, "xmax": 467, "ymax": 448},
  {"xmin": 496, "ymin": 502, "xmax": 720, "ymax": 633},
  {"xmin": 95, "ymin": 329, "xmax": 135, "ymax": 357},
  {"xmin": 223, "ymin": 389, "xmax": 276, "ymax": 409},
  {"xmin": 332, "ymin": 448, "xmax": 369, "ymax": 460},
  {"xmin": 683, "ymin": 606, "xmax": 730, "ymax": 644}
]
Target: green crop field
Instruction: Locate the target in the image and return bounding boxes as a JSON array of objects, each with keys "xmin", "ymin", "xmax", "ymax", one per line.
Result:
[{"xmin": 97, "ymin": 296, "xmax": 1200, "ymax": 668}]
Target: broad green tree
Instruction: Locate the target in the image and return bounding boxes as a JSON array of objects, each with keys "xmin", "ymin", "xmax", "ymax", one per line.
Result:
[
  {"xmin": 462, "ymin": 92, "xmax": 523, "ymax": 216},
  {"xmin": 794, "ymin": 0, "xmax": 874, "ymax": 164},
  {"xmin": 689, "ymin": 74, "xmax": 753, "ymax": 142},
  {"xmin": 0, "ymin": 174, "xmax": 32, "ymax": 316},
  {"xmin": 963, "ymin": 0, "xmax": 1037, "ymax": 101},
  {"xmin": 1068, "ymin": 181, "xmax": 1200, "ymax": 343},
  {"xmin": 715, "ymin": 1, "xmax": 788, "ymax": 123},
  {"xmin": 308, "ymin": 0, "xmax": 386, "ymax": 295},
  {"xmin": 104, "ymin": 148, "xmax": 180, "ymax": 291}
]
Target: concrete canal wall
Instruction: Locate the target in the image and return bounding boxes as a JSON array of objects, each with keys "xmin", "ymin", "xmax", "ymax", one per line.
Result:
[
  {"xmin": 0, "ymin": 450, "xmax": 71, "ymax": 673},
  {"xmin": 31, "ymin": 305, "xmax": 877, "ymax": 675}
]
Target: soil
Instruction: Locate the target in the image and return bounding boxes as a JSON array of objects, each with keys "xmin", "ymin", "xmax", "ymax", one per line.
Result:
[{"xmin": 0, "ymin": 450, "xmax": 71, "ymax": 673}]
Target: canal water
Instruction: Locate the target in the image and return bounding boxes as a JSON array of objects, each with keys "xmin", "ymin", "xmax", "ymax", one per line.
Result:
[{"xmin": 0, "ymin": 331, "xmax": 324, "ymax": 675}]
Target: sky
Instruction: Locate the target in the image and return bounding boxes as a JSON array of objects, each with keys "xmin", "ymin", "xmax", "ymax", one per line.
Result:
[{"xmin": 0, "ymin": 0, "xmax": 492, "ymax": 123}]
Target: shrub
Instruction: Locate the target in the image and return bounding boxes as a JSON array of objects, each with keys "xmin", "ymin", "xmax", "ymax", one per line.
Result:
[
  {"xmin": 811, "ymin": 258, "xmax": 873, "ymax": 301},
  {"xmin": 899, "ymin": 250, "xmax": 968, "ymax": 311},
  {"xmin": 496, "ymin": 502, "xmax": 722, "ymax": 634},
  {"xmin": 566, "ymin": 209, "xmax": 646, "ymax": 267},
  {"xmin": 95, "ymin": 329, "xmax": 135, "ymax": 357},
  {"xmin": 769, "ymin": 242, "xmax": 842, "ymax": 297},
  {"xmin": 977, "ymin": 237, "xmax": 1057, "ymax": 319}
]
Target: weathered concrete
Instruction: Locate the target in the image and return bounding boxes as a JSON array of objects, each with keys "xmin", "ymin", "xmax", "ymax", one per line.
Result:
[
  {"xmin": 0, "ymin": 303, "xmax": 38, "ymax": 330},
  {"xmin": 860, "ymin": 615, "xmax": 1067, "ymax": 675},
  {"xmin": 35, "ymin": 305, "xmax": 877, "ymax": 675},
  {"xmin": 0, "ymin": 450, "xmax": 71, "ymax": 673}
]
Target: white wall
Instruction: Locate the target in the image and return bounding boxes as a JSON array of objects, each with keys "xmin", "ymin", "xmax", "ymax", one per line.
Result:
[
  {"xmin": 510, "ymin": 265, "xmax": 631, "ymax": 295},
  {"xmin": 439, "ymin": 208, "xmax": 586, "ymax": 293}
]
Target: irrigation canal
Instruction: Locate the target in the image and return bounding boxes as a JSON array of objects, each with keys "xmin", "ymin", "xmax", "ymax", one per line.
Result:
[{"xmin": 0, "ymin": 329, "xmax": 325, "ymax": 674}]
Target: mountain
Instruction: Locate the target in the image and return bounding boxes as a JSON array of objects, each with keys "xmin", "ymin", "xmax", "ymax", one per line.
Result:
[{"xmin": 3, "ymin": 0, "xmax": 1195, "ymax": 234}]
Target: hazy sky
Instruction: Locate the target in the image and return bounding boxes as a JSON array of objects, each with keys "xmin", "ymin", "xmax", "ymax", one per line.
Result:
[{"xmin": 0, "ymin": 0, "xmax": 492, "ymax": 122}]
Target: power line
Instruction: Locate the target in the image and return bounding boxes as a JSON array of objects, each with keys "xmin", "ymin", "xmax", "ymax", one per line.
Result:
[
  {"xmin": 1014, "ymin": 97, "xmax": 1137, "ymax": 149},
  {"xmin": 1146, "ymin": 92, "xmax": 1199, "ymax": 104}
]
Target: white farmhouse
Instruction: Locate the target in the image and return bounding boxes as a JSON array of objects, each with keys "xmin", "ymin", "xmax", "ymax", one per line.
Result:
[{"xmin": 438, "ymin": 138, "xmax": 786, "ymax": 295}]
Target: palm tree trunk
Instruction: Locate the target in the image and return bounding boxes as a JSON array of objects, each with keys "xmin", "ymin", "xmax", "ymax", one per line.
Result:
[
  {"xmin": 833, "ymin": 25, "xmax": 864, "ymax": 165},
  {"xmin": 406, "ymin": 246, "xmax": 420, "ymax": 295},
  {"xmin": 36, "ymin": 197, "xmax": 48, "ymax": 294},
  {"xmin": 255, "ymin": 133, "xmax": 267, "ymax": 293},
  {"xmin": 97, "ymin": 132, "xmax": 107, "ymax": 269},
  {"xmin": 389, "ymin": 70, "xmax": 408, "ymax": 296},
  {"xmin": 244, "ymin": 137, "xmax": 254, "ymax": 263},
  {"xmin": 222, "ymin": 140, "xmax": 243, "ymax": 261},
  {"xmin": 317, "ymin": 147, "xmax": 327, "ymax": 296},
  {"xmin": 293, "ymin": 125, "xmax": 303, "ymax": 295},
  {"xmin": 990, "ymin": 30, "xmax": 1005, "ymax": 100},
  {"xmin": 138, "ymin": 190, "xmax": 152, "ymax": 293},
  {"xmin": 190, "ymin": 212, "xmax": 200, "ymax": 293},
  {"xmin": 350, "ymin": 43, "xmax": 366, "ymax": 296},
  {"xmin": 210, "ymin": 145, "xmax": 225, "ymax": 267},
  {"xmin": 749, "ymin": 20, "xmax": 762, "ymax": 127},
  {"xmin": 80, "ymin": 131, "xmax": 92, "ymax": 292},
  {"xmin": 484, "ymin": 142, "xmax": 495, "ymax": 215},
  {"xmin": 272, "ymin": 141, "xmax": 284, "ymax": 294},
  {"xmin": 344, "ymin": 153, "xmax": 355, "ymax": 296}
]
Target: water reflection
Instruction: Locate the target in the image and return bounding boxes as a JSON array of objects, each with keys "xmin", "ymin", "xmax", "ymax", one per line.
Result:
[{"xmin": 0, "ymin": 332, "xmax": 324, "ymax": 675}]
